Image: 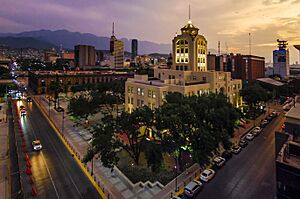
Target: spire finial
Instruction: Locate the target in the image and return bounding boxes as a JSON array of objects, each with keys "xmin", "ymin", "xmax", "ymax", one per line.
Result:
[
  {"xmin": 188, "ymin": 4, "xmax": 192, "ymax": 24},
  {"xmin": 112, "ymin": 22, "xmax": 115, "ymax": 36}
]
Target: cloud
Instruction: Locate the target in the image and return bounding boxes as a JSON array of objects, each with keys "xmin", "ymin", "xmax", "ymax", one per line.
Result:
[{"xmin": 262, "ymin": 0, "xmax": 290, "ymax": 5}]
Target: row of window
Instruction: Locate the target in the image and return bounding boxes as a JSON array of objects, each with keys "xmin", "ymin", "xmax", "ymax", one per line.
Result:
[
  {"xmin": 197, "ymin": 57, "xmax": 206, "ymax": 63},
  {"xmin": 176, "ymin": 57, "xmax": 189, "ymax": 63},
  {"xmin": 176, "ymin": 65, "xmax": 188, "ymax": 71},
  {"xmin": 176, "ymin": 48, "xmax": 189, "ymax": 54},
  {"xmin": 128, "ymin": 86, "xmax": 156, "ymax": 99}
]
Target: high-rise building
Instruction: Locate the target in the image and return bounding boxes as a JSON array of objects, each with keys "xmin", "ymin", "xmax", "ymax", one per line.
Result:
[
  {"xmin": 207, "ymin": 53, "xmax": 224, "ymax": 71},
  {"xmin": 125, "ymin": 16, "xmax": 242, "ymax": 113},
  {"xmin": 273, "ymin": 40, "xmax": 290, "ymax": 79},
  {"xmin": 74, "ymin": 45, "xmax": 95, "ymax": 69},
  {"xmin": 110, "ymin": 23, "xmax": 124, "ymax": 68},
  {"xmin": 131, "ymin": 39, "xmax": 138, "ymax": 61}
]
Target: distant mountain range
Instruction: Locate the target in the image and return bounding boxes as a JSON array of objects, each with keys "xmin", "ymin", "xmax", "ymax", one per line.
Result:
[{"xmin": 0, "ymin": 29, "xmax": 171, "ymax": 54}]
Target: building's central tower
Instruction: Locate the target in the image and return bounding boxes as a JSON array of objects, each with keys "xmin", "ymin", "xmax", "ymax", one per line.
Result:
[{"xmin": 172, "ymin": 15, "xmax": 207, "ymax": 72}]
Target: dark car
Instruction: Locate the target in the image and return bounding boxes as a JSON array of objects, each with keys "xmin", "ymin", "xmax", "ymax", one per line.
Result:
[
  {"xmin": 266, "ymin": 116, "xmax": 273, "ymax": 121},
  {"xmin": 221, "ymin": 150, "xmax": 232, "ymax": 160},
  {"xmin": 231, "ymin": 145, "xmax": 242, "ymax": 154},
  {"xmin": 26, "ymin": 97, "xmax": 32, "ymax": 102},
  {"xmin": 239, "ymin": 139, "xmax": 248, "ymax": 148}
]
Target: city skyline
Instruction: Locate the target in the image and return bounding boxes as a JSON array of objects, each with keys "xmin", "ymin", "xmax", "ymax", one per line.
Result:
[{"xmin": 1, "ymin": 0, "xmax": 300, "ymax": 63}]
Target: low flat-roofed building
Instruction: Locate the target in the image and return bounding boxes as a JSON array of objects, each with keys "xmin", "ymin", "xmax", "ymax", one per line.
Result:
[{"xmin": 28, "ymin": 70, "xmax": 133, "ymax": 94}]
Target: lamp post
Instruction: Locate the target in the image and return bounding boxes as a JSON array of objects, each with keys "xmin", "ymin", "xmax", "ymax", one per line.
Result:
[
  {"xmin": 175, "ymin": 152, "xmax": 179, "ymax": 192},
  {"xmin": 62, "ymin": 108, "xmax": 65, "ymax": 136},
  {"xmin": 48, "ymin": 96, "xmax": 51, "ymax": 117}
]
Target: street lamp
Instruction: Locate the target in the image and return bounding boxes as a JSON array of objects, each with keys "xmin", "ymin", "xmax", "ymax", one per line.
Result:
[
  {"xmin": 62, "ymin": 108, "xmax": 65, "ymax": 136},
  {"xmin": 48, "ymin": 96, "xmax": 51, "ymax": 117},
  {"xmin": 175, "ymin": 152, "xmax": 179, "ymax": 192}
]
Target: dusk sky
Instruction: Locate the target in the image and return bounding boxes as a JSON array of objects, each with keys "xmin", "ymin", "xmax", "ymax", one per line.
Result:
[{"xmin": 1, "ymin": 0, "xmax": 300, "ymax": 63}]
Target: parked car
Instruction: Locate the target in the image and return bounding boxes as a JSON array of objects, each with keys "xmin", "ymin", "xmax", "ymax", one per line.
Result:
[
  {"xmin": 260, "ymin": 119, "xmax": 269, "ymax": 128},
  {"xmin": 253, "ymin": 127, "xmax": 262, "ymax": 136},
  {"xmin": 200, "ymin": 169, "xmax": 215, "ymax": 182},
  {"xmin": 231, "ymin": 145, "xmax": 242, "ymax": 154},
  {"xmin": 184, "ymin": 180, "xmax": 203, "ymax": 197},
  {"xmin": 32, "ymin": 140, "xmax": 42, "ymax": 151},
  {"xmin": 221, "ymin": 150, "xmax": 232, "ymax": 160},
  {"xmin": 213, "ymin": 156, "xmax": 226, "ymax": 168},
  {"xmin": 171, "ymin": 196, "xmax": 182, "ymax": 199},
  {"xmin": 270, "ymin": 111, "xmax": 278, "ymax": 118},
  {"xmin": 246, "ymin": 132, "xmax": 255, "ymax": 141},
  {"xmin": 239, "ymin": 139, "xmax": 248, "ymax": 148},
  {"xmin": 20, "ymin": 105, "xmax": 25, "ymax": 110},
  {"xmin": 266, "ymin": 116, "xmax": 273, "ymax": 121}
]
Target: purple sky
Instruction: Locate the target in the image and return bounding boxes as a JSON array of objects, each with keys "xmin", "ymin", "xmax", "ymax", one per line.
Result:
[{"xmin": 1, "ymin": 0, "xmax": 300, "ymax": 63}]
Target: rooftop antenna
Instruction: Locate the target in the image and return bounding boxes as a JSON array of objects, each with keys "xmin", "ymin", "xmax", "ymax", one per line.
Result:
[
  {"xmin": 249, "ymin": 33, "xmax": 251, "ymax": 55},
  {"xmin": 188, "ymin": 4, "xmax": 192, "ymax": 24},
  {"xmin": 112, "ymin": 22, "xmax": 115, "ymax": 36}
]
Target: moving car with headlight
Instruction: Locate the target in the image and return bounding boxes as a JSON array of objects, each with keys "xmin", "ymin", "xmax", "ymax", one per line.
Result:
[{"xmin": 32, "ymin": 140, "xmax": 42, "ymax": 151}]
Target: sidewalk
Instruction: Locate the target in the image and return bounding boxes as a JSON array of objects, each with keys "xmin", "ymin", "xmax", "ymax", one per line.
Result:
[
  {"xmin": 0, "ymin": 105, "xmax": 9, "ymax": 199},
  {"xmin": 34, "ymin": 95, "xmax": 164, "ymax": 199}
]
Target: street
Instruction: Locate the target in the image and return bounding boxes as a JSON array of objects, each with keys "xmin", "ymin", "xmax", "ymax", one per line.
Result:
[
  {"xmin": 16, "ymin": 99, "xmax": 101, "ymax": 199},
  {"xmin": 195, "ymin": 112, "xmax": 284, "ymax": 199}
]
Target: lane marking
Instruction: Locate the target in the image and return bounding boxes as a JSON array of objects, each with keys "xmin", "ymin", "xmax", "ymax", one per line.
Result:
[
  {"xmin": 21, "ymin": 101, "xmax": 61, "ymax": 199},
  {"xmin": 30, "ymin": 106, "xmax": 84, "ymax": 198},
  {"xmin": 32, "ymin": 96, "xmax": 108, "ymax": 199}
]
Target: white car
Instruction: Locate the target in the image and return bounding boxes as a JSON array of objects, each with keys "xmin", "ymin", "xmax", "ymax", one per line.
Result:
[
  {"xmin": 200, "ymin": 169, "xmax": 215, "ymax": 182},
  {"xmin": 253, "ymin": 127, "xmax": 262, "ymax": 135},
  {"xmin": 32, "ymin": 140, "xmax": 42, "ymax": 151},
  {"xmin": 231, "ymin": 145, "xmax": 242, "ymax": 154},
  {"xmin": 20, "ymin": 109, "xmax": 26, "ymax": 116},
  {"xmin": 184, "ymin": 180, "xmax": 203, "ymax": 197},
  {"xmin": 246, "ymin": 133, "xmax": 255, "ymax": 141},
  {"xmin": 213, "ymin": 156, "xmax": 226, "ymax": 168}
]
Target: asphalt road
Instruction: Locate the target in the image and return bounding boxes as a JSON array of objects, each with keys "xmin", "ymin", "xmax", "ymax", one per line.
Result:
[
  {"xmin": 16, "ymin": 100, "xmax": 101, "ymax": 199},
  {"xmin": 195, "ymin": 112, "xmax": 285, "ymax": 199}
]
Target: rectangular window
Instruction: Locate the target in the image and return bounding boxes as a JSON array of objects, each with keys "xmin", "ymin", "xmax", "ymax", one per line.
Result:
[
  {"xmin": 148, "ymin": 90, "xmax": 152, "ymax": 97},
  {"xmin": 128, "ymin": 86, "xmax": 131, "ymax": 93},
  {"xmin": 131, "ymin": 97, "xmax": 133, "ymax": 104},
  {"xmin": 128, "ymin": 97, "xmax": 130, "ymax": 103},
  {"xmin": 152, "ymin": 91, "xmax": 156, "ymax": 98},
  {"xmin": 137, "ymin": 88, "xmax": 141, "ymax": 95},
  {"xmin": 141, "ymin": 88, "xmax": 144, "ymax": 96},
  {"xmin": 141, "ymin": 100, "xmax": 144, "ymax": 106},
  {"xmin": 137, "ymin": 99, "xmax": 140, "ymax": 107},
  {"xmin": 162, "ymin": 91, "xmax": 167, "ymax": 99}
]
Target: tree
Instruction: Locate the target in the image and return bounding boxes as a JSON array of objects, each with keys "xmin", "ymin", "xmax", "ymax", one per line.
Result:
[
  {"xmin": 144, "ymin": 142, "xmax": 163, "ymax": 172},
  {"xmin": 240, "ymin": 83, "xmax": 269, "ymax": 118},
  {"xmin": 83, "ymin": 115, "xmax": 120, "ymax": 170},
  {"xmin": 68, "ymin": 91, "xmax": 99, "ymax": 122},
  {"xmin": 48, "ymin": 75, "xmax": 61, "ymax": 108},
  {"xmin": 116, "ymin": 106, "xmax": 154, "ymax": 165}
]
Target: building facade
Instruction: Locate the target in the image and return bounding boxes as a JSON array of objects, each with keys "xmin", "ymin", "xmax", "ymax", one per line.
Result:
[
  {"xmin": 28, "ymin": 70, "xmax": 133, "ymax": 94},
  {"xmin": 273, "ymin": 40, "xmax": 290, "ymax": 79},
  {"xmin": 125, "ymin": 19, "xmax": 242, "ymax": 113},
  {"xmin": 110, "ymin": 24, "xmax": 124, "ymax": 68},
  {"xmin": 233, "ymin": 55, "xmax": 265, "ymax": 81},
  {"xmin": 131, "ymin": 39, "xmax": 138, "ymax": 60},
  {"xmin": 74, "ymin": 45, "xmax": 96, "ymax": 69},
  {"xmin": 276, "ymin": 97, "xmax": 300, "ymax": 198}
]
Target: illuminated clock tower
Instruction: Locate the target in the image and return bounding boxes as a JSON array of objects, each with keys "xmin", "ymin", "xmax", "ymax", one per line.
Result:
[{"xmin": 172, "ymin": 8, "xmax": 207, "ymax": 72}]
